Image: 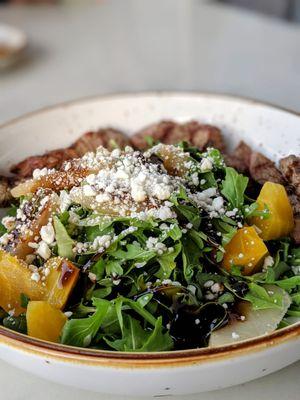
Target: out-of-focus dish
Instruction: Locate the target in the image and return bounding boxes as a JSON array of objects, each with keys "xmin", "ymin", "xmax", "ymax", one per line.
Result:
[{"xmin": 0, "ymin": 24, "xmax": 27, "ymax": 68}]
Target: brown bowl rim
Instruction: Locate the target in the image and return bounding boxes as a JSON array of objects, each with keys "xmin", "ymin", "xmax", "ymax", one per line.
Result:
[{"xmin": 0, "ymin": 91, "xmax": 299, "ymax": 368}]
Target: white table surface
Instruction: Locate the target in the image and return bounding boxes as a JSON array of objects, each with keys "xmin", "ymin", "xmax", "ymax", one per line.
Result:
[{"xmin": 0, "ymin": 1, "xmax": 300, "ymax": 399}]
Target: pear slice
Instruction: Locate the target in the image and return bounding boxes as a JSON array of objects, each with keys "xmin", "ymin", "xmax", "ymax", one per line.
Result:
[{"xmin": 209, "ymin": 285, "xmax": 291, "ymax": 347}]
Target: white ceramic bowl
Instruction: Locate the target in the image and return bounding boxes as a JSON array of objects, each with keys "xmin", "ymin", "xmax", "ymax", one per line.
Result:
[{"xmin": 0, "ymin": 93, "xmax": 299, "ymax": 396}]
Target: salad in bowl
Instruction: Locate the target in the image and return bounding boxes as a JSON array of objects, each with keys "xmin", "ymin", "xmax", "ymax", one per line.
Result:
[{"xmin": 0, "ymin": 119, "xmax": 299, "ymax": 352}]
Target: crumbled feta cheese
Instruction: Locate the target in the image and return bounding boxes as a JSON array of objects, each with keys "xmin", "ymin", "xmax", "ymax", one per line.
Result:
[
  {"xmin": 40, "ymin": 223, "xmax": 55, "ymax": 245},
  {"xmin": 31, "ymin": 271, "xmax": 41, "ymax": 282},
  {"xmin": 36, "ymin": 241, "xmax": 51, "ymax": 260},
  {"xmin": 32, "ymin": 167, "xmax": 48, "ymax": 179},
  {"xmin": 83, "ymin": 185, "xmax": 96, "ymax": 197},
  {"xmin": 262, "ymin": 255, "xmax": 274, "ymax": 271},
  {"xmin": 59, "ymin": 190, "xmax": 71, "ymax": 212},
  {"xmin": 1, "ymin": 216, "xmax": 16, "ymax": 231},
  {"xmin": 204, "ymin": 280, "xmax": 214, "ymax": 288},
  {"xmin": 64, "ymin": 311, "xmax": 73, "ymax": 318},
  {"xmin": 205, "ymin": 293, "xmax": 215, "ymax": 301},
  {"xmin": 88, "ymin": 272, "xmax": 97, "ymax": 282},
  {"xmin": 231, "ymin": 332, "xmax": 240, "ymax": 340},
  {"xmin": 200, "ymin": 158, "xmax": 213, "ymax": 172},
  {"xmin": 210, "ymin": 283, "xmax": 223, "ymax": 294}
]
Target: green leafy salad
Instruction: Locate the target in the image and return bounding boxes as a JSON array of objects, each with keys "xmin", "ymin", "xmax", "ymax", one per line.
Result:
[{"xmin": 0, "ymin": 141, "xmax": 299, "ymax": 351}]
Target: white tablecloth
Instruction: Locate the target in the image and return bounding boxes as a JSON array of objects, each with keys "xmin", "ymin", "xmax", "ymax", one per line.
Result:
[{"xmin": 0, "ymin": 1, "xmax": 299, "ymax": 399}]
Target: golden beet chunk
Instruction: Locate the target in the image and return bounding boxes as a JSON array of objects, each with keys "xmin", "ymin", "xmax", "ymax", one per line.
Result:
[
  {"xmin": 250, "ymin": 182, "xmax": 294, "ymax": 241},
  {"xmin": 44, "ymin": 258, "xmax": 80, "ymax": 309},
  {"xmin": 0, "ymin": 250, "xmax": 45, "ymax": 315},
  {"xmin": 26, "ymin": 301, "xmax": 67, "ymax": 342},
  {"xmin": 0, "ymin": 251, "xmax": 79, "ymax": 315},
  {"xmin": 154, "ymin": 144, "xmax": 190, "ymax": 177},
  {"xmin": 222, "ymin": 226, "xmax": 268, "ymax": 275}
]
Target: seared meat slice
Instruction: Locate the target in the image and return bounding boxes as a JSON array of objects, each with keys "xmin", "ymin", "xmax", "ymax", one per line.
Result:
[
  {"xmin": 131, "ymin": 121, "xmax": 226, "ymax": 152},
  {"xmin": 184, "ymin": 122, "xmax": 225, "ymax": 152},
  {"xmin": 11, "ymin": 148, "xmax": 78, "ymax": 179},
  {"xmin": 10, "ymin": 128, "xmax": 129, "ymax": 179},
  {"xmin": 0, "ymin": 176, "xmax": 13, "ymax": 207},
  {"xmin": 249, "ymin": 152, "xmax": 285, "ymax": 185},
  {"xmin": 292, "ymin": 217, "xmax": 300, "ymax": 244},
  {"xmin": 72, "ymin": 129, "xmax": 130, "ymax": 156},
  {"xmin": 227, "ymin": 141, "xmax": 285, "ymax": 186},
  {"xmin": 130, "ymin": 121, "xmax": 177, "ymax": 150},
  {"xmin": 279, "ymin": 155, "xmax": 300, "ymax": 196},
  {"xmin": 287, "ymin": 192, "xmax": 300, "ymax": 215},
  {"xmin": 225, "ymin": 141, "xmax": 252, "ymax": 173}
]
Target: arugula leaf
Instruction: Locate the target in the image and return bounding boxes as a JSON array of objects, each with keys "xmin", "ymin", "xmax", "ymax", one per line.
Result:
[
  {"xmin": 182, "ymin": 236, "xmax": 202, "ymax": 282},
  {"xmin": 3, "ymin": 315, "xmax": 27, "ymax": 334},
  {"xmin": 244, "ymin": 283, "xmax": 283, "ymax": 310},
  {"xmin": 53, "ymin": 216, "xmax": 74, "ymax": 260},
  {"xmin": 20, "ymin": 293, "xmax": 30, "ymax": 308},
  {"xmin": 104, "ymin": 315, "xmax": 173, "ymax": 352},
  {"xmin": 175, "ymin": 204, "xmax": 201, "ymax": 229},
  {"xmin": 275, "ymin": 276, "xmax": 300, "ymax": 291},
  {"xmin": 105, "ymin": 260, "xmax": 123, "ymax": 277},
  {"xmin": 85, "ymin": 225, "xmax": 114, "ymax": 242},
  {"xmin": 243, "ymin": 202, "xmax": 269, "ymax": 219},
  {"xmin": 61, "ymin": 298, "xmax": 110, "ymax": 347},
  {"xmin": 112, "ymin": 243, "xmax": 156, "ymax": 262},
  {"xmin": 221, "ymin": 167, "xmax": 248, "ymax": 209},
  {"xmin": 155, "ymin": 243, "xmax": 182, "ymax": 279}
]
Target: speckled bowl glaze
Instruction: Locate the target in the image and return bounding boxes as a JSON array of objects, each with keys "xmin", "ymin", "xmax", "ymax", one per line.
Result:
[{"xmin": 0, "ymin": 93, "xmax": 299, "ymax": 396}]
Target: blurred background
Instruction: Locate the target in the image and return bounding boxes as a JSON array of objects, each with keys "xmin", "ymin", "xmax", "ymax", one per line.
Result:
[{"xmin": 1, "ymin": 0, "xmax": 300, "ymax": 123}]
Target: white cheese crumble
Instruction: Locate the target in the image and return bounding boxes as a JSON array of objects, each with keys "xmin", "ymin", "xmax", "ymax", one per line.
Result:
[
  {"xmin": 231, "ymin": 332, "xmax": 240, "ymax": 340},
  {"xmin": 262, "ymin": 255, "xmax": 274, "ymax": 271},
  {"xmin": 36, "ymin": 241, "xmax": 51, "ymax": 260},
  {"xmin": 40, "ymin": 223, "xmax": 55, "ymax": 245},
  {"xmin": 200, "ymin": 158, "xmax": 213, "ymax": 172}
]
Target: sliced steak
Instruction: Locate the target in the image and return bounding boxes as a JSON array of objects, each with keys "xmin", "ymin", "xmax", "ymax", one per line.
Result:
[
  {"xmin": 131, "ymin": 120, "xmax": 225, "ymax": 151},
  {"xmin": 225, "ymin": 141, "xmax": 252, "ymax": 173},
  {"xmin": 249, "ymin": 152, "xmax": 285, "ymax": 185},
  {"xmin": 186, "ymin": 122, "xmax": 225, "ymax": 152},
  {"xmin": 72, "ymin": 128, "xmax": 130, "ymax": 156},
  {"xmin": 279, "ymin": 155, "xmax": 300, "ymax": 196},
  {"xmin": 0, "ymin": 176, "xmax": 13, "ymax": 207},
  {"xmin": 10, "ymin": 128, "xmax": 129, "ymax": 179},
  {"xmin": 10, "ymin": 148, "xmax": 78, "ymax": 178},
  {"xmin": 291, "ymin": 216, "xmax": 300, "ymax": 244}
]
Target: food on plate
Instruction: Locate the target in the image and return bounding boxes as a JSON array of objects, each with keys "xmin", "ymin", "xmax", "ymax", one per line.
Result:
[{"xmin": 0, "ymin": 120, "xmax": 299, "ymax": 351}]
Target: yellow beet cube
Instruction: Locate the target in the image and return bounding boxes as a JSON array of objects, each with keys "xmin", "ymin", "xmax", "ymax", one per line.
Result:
[
  {"xmin": 0, "ymin": 250, "xmax": 45, "ymax": 315},
  {"xmin": 222, "ymin": 226, "xmax": 269, "ymax": 275},
  {"xmin": 26, "ymin": 301, "xmax": 67, "ymax": 342},
  {"xmin": 250, "ymin": 182, "xmax": 294, "ymax": 241},
  {"xmin": 44, "ymin": 257, "xmax": 80, "ymax": 310}
]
